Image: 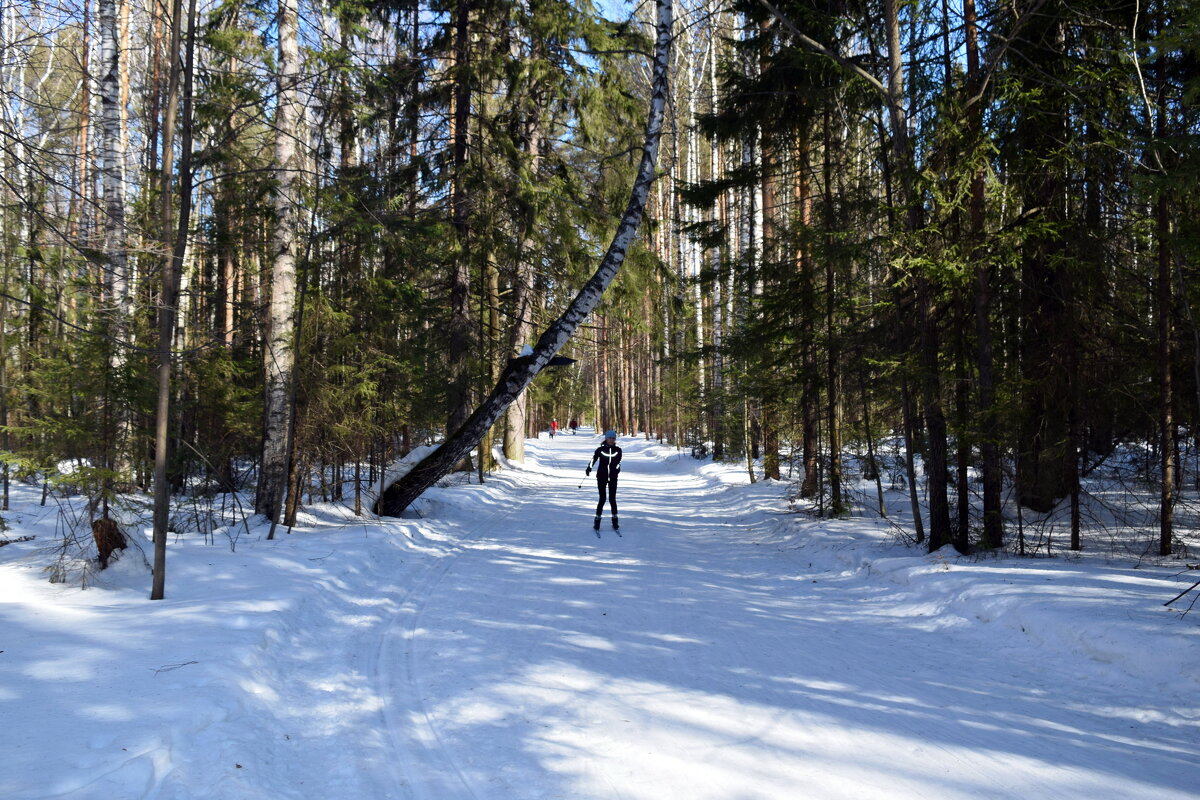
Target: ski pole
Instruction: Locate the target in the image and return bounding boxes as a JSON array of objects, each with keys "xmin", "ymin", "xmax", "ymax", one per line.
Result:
[{"xmin": 578, "ymin": 468, "xmax": 589, "ymax": 489}]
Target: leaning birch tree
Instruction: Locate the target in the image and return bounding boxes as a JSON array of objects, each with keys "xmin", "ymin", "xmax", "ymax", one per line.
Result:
[{"xmin": 375, "ymin": 0, "xmax": 674, "ymax": 517}]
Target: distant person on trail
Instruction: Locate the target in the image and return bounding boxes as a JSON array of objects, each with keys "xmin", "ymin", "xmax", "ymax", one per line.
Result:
[
  {"xmin": 586, "ymin": 430, "xmax": 622, "ymax": 531},
  {"xmin": 550, "ymin": 419, "xmax": 559, "ymax": 438},
  {"xmin": 569, "ymin": 418, "xmax": 578, "ymax": 435}
]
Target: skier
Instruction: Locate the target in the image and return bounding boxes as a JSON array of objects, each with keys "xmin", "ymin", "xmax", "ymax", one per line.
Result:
[
  {"xmin": 550, "ymin": 419, "xmax": 559, "ymax": 438},
  {"xmin": 586, "ymin": 430, "xmax": 622, "ymax": 530},
  {"xmin": 569, "ymin": 418, "xmax": 578, "ymax": 435}
]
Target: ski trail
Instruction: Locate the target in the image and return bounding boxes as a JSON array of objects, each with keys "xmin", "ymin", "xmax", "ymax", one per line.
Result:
[
  {"xmin": 376, "ymin": 459, "xmax": 554, "ymax": 799},
  {"xmin": 372, "ymin": 433, "xmax": 1200, "ymax": 800},
  {"xmin": 373, "ymin": 432, "xmax": 785, "ymax": 799}
]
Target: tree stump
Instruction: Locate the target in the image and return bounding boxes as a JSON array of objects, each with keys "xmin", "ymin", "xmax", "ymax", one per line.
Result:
[{"xmin": 92, "ymin": 518, "xmax": 127, "ymax": 569}]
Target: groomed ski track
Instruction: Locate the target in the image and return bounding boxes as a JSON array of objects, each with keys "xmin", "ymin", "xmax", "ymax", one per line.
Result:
[{"xmin": 367, "ymin": 430, "xmax": 1198, "ymax": 800}]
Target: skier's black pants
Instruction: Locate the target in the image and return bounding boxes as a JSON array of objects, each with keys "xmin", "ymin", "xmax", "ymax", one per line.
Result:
[{"xmin": 595, "ymin": 475, "xmax": 618, "ymax": 518}]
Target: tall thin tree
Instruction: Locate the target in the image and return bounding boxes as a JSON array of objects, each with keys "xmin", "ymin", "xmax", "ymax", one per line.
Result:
[{"xmin": 257, "ymin": 0, "xmax": 304, "ymax": 523}]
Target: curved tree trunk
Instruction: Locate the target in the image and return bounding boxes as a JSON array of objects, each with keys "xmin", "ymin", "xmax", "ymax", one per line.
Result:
[{"xmin": 375, "ymin": 0, "xmax": 674, "ymax": 517}]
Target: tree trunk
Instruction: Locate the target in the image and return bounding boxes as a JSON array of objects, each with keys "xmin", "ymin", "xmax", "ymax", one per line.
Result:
[
  {"xmin": 100, "ymin": 0, "xmax": 131, "ymax": 480},
  {"xmin": 150, "ymin": 0, "xmax": 195, "ymax": 599},
  {"xmin": 744, "ymin": 397, "xmax": 756, "ymax": 484},
  {"xmin": 503, "ymin": 110, "xmax": 541, "ymax": 462},
  {"xmin": 1155, "ymin": 28, "xmax": 1175, "ymax": 556},
  {"xmin": 860, "ymin": 372, "xmax": 886, "ymax": 517},
  {"xmin": 821, "ymin": 107, "xmax": 842, "ymax": 513},
  {"xmin": 758, "ymin": 65, "xmax": 779, "ymax": 481},
  {"xmin": 966, "ymin": 0, "xmax": 1001, "ymax": 549},
  {"xmin": 71, "ymin": 0, "xmax": 91, "ymax": 241},
  {"xmin": 1014, "ymin": 11, "xmax": 1073, "ymax": 515},
  {"xmin": 954, "ymin": 294, "xmax": 971, "ymax": 553},
  {"xmin": 0, "ymin": 229, "xmax": 8, "ymax": 512},
  {"xmin": 1158, "ymin": 189, "xmax": 1174, "ymax": 556},
  {"xmin": 709, "ymin": 32, "xmax": 724, "ymax": 459},
  {"xmin": 882, "ymin": 0, "xmax": 950, "ymax": 550},
  {"xmin": 1, "ymin": 3, "xmax": 13, "ymax": 512},
  {"xmin": 902, "ymin": 378, "xmax": 925, "ymax": 544},
  {"xmin": 797, "ymin": 124, "xmax": 818, "ymax": 497},
  {"xmin": 375, "ymin": 0, "xmax": 673, "ymax": 516},
  {"xmin": 256, "ymin": 0, "xmax": 303, "ymax": 522},
  {"xmin": 446, "ymin": 0, "xmax": 474, "ymax": 463},
  {"xmin": 480, "ymin": 251, "xmax": 501, "ymax": 474}
]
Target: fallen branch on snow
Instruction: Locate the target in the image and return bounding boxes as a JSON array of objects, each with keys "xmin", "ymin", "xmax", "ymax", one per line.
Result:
[{"xmin": 1164, "ymin": 568, "xmax": 1200, "ymax": 615}]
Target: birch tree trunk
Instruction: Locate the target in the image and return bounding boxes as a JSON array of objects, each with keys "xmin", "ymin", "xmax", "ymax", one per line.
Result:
[
  {"xmin": 1, "ymin": 2, "xmax": 14, "ymax": 511},
  {"xmin": 71, "ymin": 0, "xmax": 91, "ymax": 241},
  {"xmin": 376, "ymin": 0, "xmax": 674, "ymax": 516},
  {"xmin": 710, "ymin": 36, "xmax": 725, "ymax": 459},
  {"xmin": 100, "ymin": 0, "xmax": 131, "ymax": 478},
  {"xmin": 256, "ymin": 0, "xmax": 303, "ymax": 522},
  {"xmin": 685, "ymin": 54, "xmax": 705, "ymax": 437}
]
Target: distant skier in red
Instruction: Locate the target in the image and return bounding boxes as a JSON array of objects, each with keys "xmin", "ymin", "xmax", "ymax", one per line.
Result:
[
  {"xmin": 586, "ymin": 430, "xmax": 622, "ymax": 530},
  {"xmin": 550, "ymin": 419, "xmax": 559, "ymax": 438}
]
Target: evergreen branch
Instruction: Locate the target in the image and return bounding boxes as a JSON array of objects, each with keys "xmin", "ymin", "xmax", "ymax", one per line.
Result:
[
  {"xmin": 960, "ymin": 0, "xmax": 1050, "ymax": 114},
  {"xmin": 755, "ymin": 0, "xmax": 887, "ymax": 97},
  {"xmin": 0, "ymin": 290, "xmax": 229, "ymax": 360}
]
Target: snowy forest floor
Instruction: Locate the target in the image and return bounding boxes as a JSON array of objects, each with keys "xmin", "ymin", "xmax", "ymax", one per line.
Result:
[{"xmin": 1, "ymin": 430, "xmax": 1199, "ymax": 799}]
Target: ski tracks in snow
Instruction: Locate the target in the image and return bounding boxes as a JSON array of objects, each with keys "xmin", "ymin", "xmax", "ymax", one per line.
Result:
[
  {"xmin": 374, "ymin": 461, "xmax": 552, "ymax": 799},
  {"xmin": 368, "ymin": 433, "xmax": 798, "ymax": 799},
  {"xmin": 365, "ymin": 435, "xmax": 1200, "ymax": 800}
]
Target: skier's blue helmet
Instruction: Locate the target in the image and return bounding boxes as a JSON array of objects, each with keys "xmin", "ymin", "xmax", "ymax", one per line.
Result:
[{"xmin": 604, "ymin": 430, "xmax": 617, "ymax": 439}]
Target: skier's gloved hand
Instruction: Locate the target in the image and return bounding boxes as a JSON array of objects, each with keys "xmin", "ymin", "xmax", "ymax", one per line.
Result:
[{"xmin": 585, "ymin": 467, "xmax": 591, "ymax": 476}]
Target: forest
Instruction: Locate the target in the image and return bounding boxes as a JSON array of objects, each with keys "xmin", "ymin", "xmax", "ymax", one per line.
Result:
[{"xmin": 2, "ymin": 0, "xmax": 1199, "ymax": 590}]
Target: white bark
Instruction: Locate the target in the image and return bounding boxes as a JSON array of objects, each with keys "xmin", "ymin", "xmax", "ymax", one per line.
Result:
[
  {"xmin": 659, "ymin": 184, "xmax": 671, "ymax": 361},
  {"xmin": 709, "ymin": 25, "xmax": 724, "ymax": 441},
  {"xmin": 256, "ymin": 0, "xmax": 303, "ymax": 521},
  {"xmin": 100, "ymin": 0, "xmax": 130, "ymax": 340},
  {"xmin": 686, "ymin": 47, "xmax": 705, "ymax": 409},
  {"xmin": 100, "ymin": 0, "xmax": 133, "ymax": 477}
]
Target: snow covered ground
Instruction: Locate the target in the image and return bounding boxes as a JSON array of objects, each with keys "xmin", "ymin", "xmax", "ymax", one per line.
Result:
[{"xmin": 2, "ymin": 430, "xmax": 1198, "ymax": 799}]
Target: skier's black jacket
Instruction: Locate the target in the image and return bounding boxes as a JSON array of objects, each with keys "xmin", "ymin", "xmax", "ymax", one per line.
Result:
[{"xmin": 589, "ymin": 444, "xmax": 622, "ymax": 481}]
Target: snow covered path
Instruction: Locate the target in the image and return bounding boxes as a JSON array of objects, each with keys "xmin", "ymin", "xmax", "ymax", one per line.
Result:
[
  {"xmin": 371, "ymin": 433, "xmax": 1200, "ymax": 800},
  {"xmin": 2, "ymin": 431, "xmax": 1198, "ymax": 799}
]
